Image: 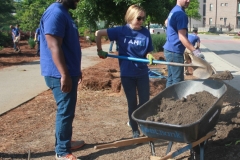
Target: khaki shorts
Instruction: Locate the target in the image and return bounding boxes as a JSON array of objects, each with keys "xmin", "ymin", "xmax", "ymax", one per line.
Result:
[
  {"xmin": 184, "ymin": 48, "xmax": 192, "ymax": 63},
  {"xmin": 14, "ymin": 36, "xmax": 20, "ymax": 43}
]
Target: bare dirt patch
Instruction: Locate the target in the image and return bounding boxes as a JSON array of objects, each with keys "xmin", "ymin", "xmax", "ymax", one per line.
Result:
[{"xmin": 0, "ymin": 39, "xmax": 240, "ymax": 160}]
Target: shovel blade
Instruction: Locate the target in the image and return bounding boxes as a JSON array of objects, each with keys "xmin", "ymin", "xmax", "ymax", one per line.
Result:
[{"xmin": 190, "ymin": 55, "xmax": 214, "ymax": 79}]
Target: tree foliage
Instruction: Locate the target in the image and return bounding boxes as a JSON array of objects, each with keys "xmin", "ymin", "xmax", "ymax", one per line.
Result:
[
  {"xmin": 0, "ymin": 0, "xmax": 15, "ymax": 28},
  {"xmin": 185, "ymin": 0, "xmax": 201, "ymax": 30}
]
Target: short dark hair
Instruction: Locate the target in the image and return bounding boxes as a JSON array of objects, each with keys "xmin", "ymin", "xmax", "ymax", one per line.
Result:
[{"xmin": 193, "ymin": 29, "xmax": 198, "ymax": 33}]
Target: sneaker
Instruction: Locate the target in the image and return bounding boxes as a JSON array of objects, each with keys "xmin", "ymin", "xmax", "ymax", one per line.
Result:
[
  {"xmin": 55, "ymin": 154, "xmax": 81, "ymax": 160},
  {"xmin": 71, "ymin": 140, "xmax": 85, "ymax": 150},
  {"xmin": 109, "ymin": 51, "xmax": 114, "ymax": 53},
  {"xmin": 132, "ymin": 130, "xmax": 140, "ymax": 138}
]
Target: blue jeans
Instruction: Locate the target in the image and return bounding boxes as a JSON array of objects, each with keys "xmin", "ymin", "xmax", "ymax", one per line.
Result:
[
  {"xmin": 164, "ymin": 49, "xmax": 184, "ymax": 87},
  {"xmin": 121, "ymin": 74, "xmax": 149, "ymax": 132},
  {"xmin": 44, "ymin": 76, "xmax": 79, "ymax": 156},
  {"xmin": 109, "ymin": 41, "xmax": 118, "ymax": 52}
]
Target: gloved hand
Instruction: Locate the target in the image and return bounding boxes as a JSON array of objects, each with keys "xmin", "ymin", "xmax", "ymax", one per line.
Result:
[
  {"xmin": 34, "ymin": 38, "xmax": 37, "ymax": 42},
  {"xmin": 97, "ymin": 50, "xmax": 108, "ymax": 59},
  {"xmin": 192, "ymin": 49, "xmax": 201, "ymax": 57},
  {"xmin": 147, "ymin": 54, "xmax": 155, "ymax": 65}
]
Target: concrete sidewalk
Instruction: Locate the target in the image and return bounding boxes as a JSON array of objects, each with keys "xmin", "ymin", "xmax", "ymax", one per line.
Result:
[
  {"xmin": 0, "ymin": 44, "xmax": 110, "ymax": 115},
  {"xmin": 201, "ymin": 44, "xmax": 240, "ymax": 91},
  {"xmin": 0, "ymin": 43, "xmax": 239, "ymax": 115}
]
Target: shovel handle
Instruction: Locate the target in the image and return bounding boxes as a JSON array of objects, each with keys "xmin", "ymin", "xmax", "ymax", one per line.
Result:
[{"xmin": 107, "ymin": 54, "xmax": 199, "ymax": 67}]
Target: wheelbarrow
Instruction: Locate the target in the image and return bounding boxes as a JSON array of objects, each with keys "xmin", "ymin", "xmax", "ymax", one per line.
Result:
[
  {"xmin": 132, "ymin": 79, "xmax": 227, "ymax": 160},
  {"xmin": 94, "ymin": 79, "xmax": 227, "ymax": 160}
]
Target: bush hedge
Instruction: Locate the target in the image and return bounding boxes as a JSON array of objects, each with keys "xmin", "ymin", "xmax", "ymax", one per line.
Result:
[{"xmin": 151, "ymin": 34, "xmax": 166, "ymax": 53}]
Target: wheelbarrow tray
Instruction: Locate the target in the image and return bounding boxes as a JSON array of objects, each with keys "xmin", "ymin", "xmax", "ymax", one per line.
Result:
[{"xmin": 132, "ymin": 79, "xmax": 227, "ymax": 143}]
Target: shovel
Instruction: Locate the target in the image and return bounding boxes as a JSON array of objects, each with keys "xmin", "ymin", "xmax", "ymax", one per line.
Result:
[{"xmin": 107, "ymin": 54, "xmax": 214, "ymax": 79}]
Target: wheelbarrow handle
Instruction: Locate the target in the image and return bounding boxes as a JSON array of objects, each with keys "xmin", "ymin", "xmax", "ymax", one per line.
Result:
[
  {"xmin": 107, "ymin": 54, "xmax": 199, "ymax": 67},
  {"xmin": 94, "ymin": 137, "xmax": 157, "ymax": 150},
  {"xmin": 151, "ymin": 130, "xmax": 216, "ymax": 160}
]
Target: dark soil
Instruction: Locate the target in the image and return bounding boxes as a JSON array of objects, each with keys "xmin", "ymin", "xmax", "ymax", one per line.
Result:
[{"xmin": 146, "ymin": 91, "xmax": 218, "ymax": 125}]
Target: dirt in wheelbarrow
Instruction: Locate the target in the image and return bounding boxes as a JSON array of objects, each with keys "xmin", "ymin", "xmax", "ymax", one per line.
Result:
[
  {"xmin": 146, "ymin": 91, "xmax": 218, "ymax": 125},
  {"xmin": 1, "ymin": 44, "xmax": 240, "ymax": 160}
]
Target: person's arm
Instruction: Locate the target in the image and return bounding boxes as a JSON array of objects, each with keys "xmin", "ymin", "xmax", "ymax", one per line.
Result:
[
  {"xmin": 196, "ymin": 37, "xmax": 200, "ymax": 49},
  {"xmin": 34, "ymin": 33, "xmax": 37, "ymax": 41},
  {"xmin": 45, "ymin": 34, "xmax": 72, "ymax": 93},
  {"xmin": 178, "ymin": 29, "xmax": 195, "ymax": 52},
  {"xmin": 95, "ymin": 29, "xmax": 108, "ymax": 51}
]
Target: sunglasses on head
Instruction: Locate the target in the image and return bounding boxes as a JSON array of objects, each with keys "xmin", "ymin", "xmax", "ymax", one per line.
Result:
[{"xmin": 136, "ymin": 16, "xmax": 145, "ymax": 21}]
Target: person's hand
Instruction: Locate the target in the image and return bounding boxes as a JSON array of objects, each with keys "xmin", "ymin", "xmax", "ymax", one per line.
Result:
[
  {"xmin": 34, "ymin": 38, "xmax": 37, "ymax": 42},
  {"xmin": 97, "ymin": 50, "xmax": 108, "ymax": 59},
  {"xmin": 147, "ymin": 54, "xmax": 155, "ymax": 65},
  {"xmin": 192, "ymin": 49, "xmax": 201, "ymax": 57}
]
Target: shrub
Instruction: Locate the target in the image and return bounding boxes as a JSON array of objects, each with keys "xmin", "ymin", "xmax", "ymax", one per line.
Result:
[
  {"xmin": 0, "ymin": 46, "xmax": 3, "ymax": 51},
  {"xmin": 28, "ymin": 38, "xmax": 36, "ymax": 49},
  {"xmin": 0, "ymin": 31, "xmax": 12, "ymax": 47},
  {"xmin": 151, "ymin": 34, "xmax": 166, "ymax": 52},
  {"xmin": 89, "ymin": 33, "xmax": 95, "ymax": 42}
]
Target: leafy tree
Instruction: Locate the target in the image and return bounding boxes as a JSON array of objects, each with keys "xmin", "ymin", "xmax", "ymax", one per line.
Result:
[
  {"xmin": 15, "ymin": 0, "xmax": 54, "ymax": 31},
  {"xmin": 185, "ymin": 0, "xmax": 201, "ymax": 31},
  {"xmin": 72, "ymin": 0, "xmax": 175, "ymax": 32},
  {"xmin": 0, "ymin": 0, "xmax": 15, "ymax": 28}
]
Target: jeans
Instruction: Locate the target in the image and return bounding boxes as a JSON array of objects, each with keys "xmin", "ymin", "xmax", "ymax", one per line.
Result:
[
  {"xmin": 164, "ymin": 49, "xmax": 184, "ymax": 87},
  {"xmin": 44, "ymin": 76, "xmax": 79, "ymax": 156},
  {"xmin": 109, "ymin": 41, "xmax": 119, "ymax": 52},
  {"xmin": 121, "ymin": 74, "xmax": 149, "ymax": 132},
  {"xmin": 37, "ymin": 41, "xmax": 40, "ymax": 56}
]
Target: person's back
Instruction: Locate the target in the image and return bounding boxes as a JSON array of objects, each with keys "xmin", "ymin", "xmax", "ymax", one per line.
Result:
[{"xmin": 188, "ymin": 30, "xmax": 200, "ymax": 49}]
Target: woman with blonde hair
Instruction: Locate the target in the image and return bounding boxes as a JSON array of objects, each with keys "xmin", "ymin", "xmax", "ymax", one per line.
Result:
[{"xmin": 95, "ymin": 4, "xmax": 154, "ymax": 138}]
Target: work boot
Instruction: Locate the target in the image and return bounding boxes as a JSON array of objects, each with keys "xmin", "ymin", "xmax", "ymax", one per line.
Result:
[{"xmin": 132, "ymin": 130, "xmax": 140, "ymax": 138}]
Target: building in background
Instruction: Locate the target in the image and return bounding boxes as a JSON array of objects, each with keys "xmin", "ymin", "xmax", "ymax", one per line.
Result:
[{"xmin": 192, "ymin": 0, "xmax": 240, "ymax": 32}]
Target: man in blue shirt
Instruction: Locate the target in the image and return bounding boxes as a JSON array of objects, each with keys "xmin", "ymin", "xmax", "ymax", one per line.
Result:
[
  {"xmin": 40, "ymin": 0, "xmax": 84, "ymax": 159},
  {"xmin": 163, "ymin": 0, "xmax": 201, "ymax": 87},
  {"xmin": 188, "ymin": 29, "xmax": 200, "ymax": 49}
]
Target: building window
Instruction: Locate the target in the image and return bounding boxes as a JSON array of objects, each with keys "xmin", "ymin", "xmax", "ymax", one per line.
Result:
[
  {"xmin": 210, "ymin": 4, "xmax": 213, "ymax": 11},
  {"xmin": 221, "ymin": 3, "xmax": 224, "ymax": 6},
  {"xmin": 225, "ymin": 3, "xmax": 228, "ymax": 6},
  {"xmin": 224, "ymin": 18, "xmax": 227, "ymax": 26},
  {"xmin": 238, "ymin": 3, "xmax": 240, "ymax": 14},
  {"xmin": 203, "ymin": 0, "xmax": 206, "ymax": 3},
  {"xmin": 203, "ymin": 4, "xmax": 206, "ymax": 16},
  {"xmin": 220, "ymin": 18, "xmax": 223, "ymax": 21},
  {"xmin": 209, "ymin": 18, "xmax": 212, "ymax": 25}
]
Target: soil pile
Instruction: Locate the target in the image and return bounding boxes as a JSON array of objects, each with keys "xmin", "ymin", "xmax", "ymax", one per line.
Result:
[
  {"xmin": 210, "ymin": 70, "xmax": 234, "ymax": 80},
  {"xmin": 146, "ymin": 91, "xmax": 218, "ymax": 125}
]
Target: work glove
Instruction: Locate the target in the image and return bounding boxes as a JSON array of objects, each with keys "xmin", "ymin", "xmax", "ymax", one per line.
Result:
[
  {"xmin": 34, "ymin": 38, "xmax": 37, "ymax": 42},
  {"xmin": 192, "ymin": 49, "xmax": 201, "ymax": 57},
  {"xmin": 147, "ymin": 54, "xmax": 155, "ymax": 65},
  {"xmin": 97, "ymin": 50, "xmax": 108, "ymax": 59},
  {"xmin": 192, "ymin": 49, "xmax": 205, "ymax": 60}
]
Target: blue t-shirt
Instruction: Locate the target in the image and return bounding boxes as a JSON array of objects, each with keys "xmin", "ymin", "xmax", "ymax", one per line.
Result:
[
  {"xmin": 107, "ymin": 24, "xmax": 153, "ymax": 77},
  {"xmin": 163, "ymin": 5, "xmax": 188, "ymax": 54},
  {"xmin": 35, "ymin": 28, "xmax": 40, "ymax": 41},
  {"xmin": 14, "ymin": 28, "xmax": 20, "ymax": 37},
  {"xmin": 188, "ymin": 33, "xmax": 200, "ymax": 46},
  {"xmin": 40, "ymin": 2, "xmax": 81, "ymax": 78}
]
